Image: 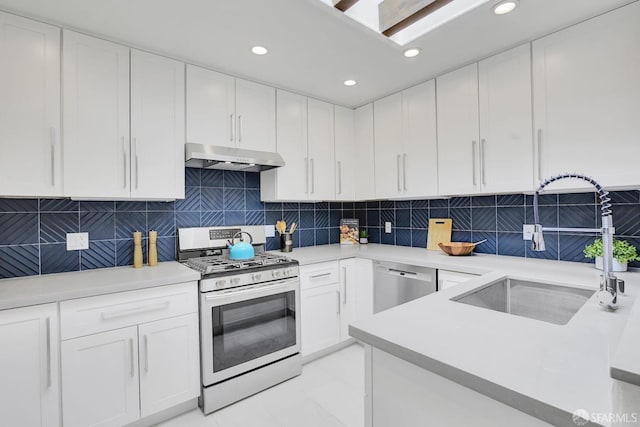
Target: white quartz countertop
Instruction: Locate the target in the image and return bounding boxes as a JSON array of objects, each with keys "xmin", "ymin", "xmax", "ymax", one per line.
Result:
[
  {"xmin": 0, "ymin": 262, "xmax": 200, "ymax": 310},
  {"xmin": 274, "ymin": 244, "xmax": 640, "ymax": 426}
]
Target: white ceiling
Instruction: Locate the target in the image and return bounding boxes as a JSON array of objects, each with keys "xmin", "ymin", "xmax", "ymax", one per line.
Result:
[{"xmin": 0, "ymin": 0, "xmax": 634, "ymax": 108}]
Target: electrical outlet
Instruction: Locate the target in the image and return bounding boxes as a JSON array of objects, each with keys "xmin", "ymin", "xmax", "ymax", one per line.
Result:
[
  {"xmin": 67, "ymin": 232, "xmax": 89, "ymax": 250},
  {"xmin": 522, "ymin": 224, "xmax": 535, "ymax": 241},
  {"xmin": 265, "ymin": 224, "xmax": 275, "ymax": 238},
  {"xmin": 385, "ymin": 222, "xmax": 392, "ymax": 233}
]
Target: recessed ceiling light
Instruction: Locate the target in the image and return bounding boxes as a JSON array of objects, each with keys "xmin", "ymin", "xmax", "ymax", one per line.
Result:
[
  {"xmin": 492, "ymin": 0, "xmax": 518, "ymax": 15},
  {"xmin": 251, "ymin": 46, "xmax": 268, "ymax": 55},
  {"xmin": 403, "ymin": 48, "xmax": 421, "ymax": 58},
  {"xmin": 344, "ymin": 79, "xmax": 357, "ymax": 87}
]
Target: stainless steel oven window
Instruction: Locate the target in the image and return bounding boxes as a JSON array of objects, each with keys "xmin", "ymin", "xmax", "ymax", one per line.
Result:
[{"xmin": 211, "ymin": 290, "xmax": 297, "ymax": 372}]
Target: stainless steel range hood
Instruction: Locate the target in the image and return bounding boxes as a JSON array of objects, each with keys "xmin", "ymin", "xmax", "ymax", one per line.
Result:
[{"xmin": 185, "ymin": 143, "xmax": 285, "ymax": 172}]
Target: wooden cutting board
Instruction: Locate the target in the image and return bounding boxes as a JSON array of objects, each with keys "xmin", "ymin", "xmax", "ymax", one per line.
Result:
[{"xmin": 427, "ymin": 218, "xmax": 452, "ymax": 250}]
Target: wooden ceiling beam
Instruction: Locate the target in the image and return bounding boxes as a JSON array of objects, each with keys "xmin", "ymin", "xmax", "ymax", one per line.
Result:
[
  {"xmin": 333, "ymin": 0, "xmax": 360, "ymax": 12},
  {"xmin": 379, "ymin": 0, "xmax": 455, "ymax": 37}
]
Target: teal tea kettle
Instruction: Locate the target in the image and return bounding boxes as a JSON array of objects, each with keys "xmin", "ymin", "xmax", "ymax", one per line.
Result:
[{"xmin": 228, "ymin": 231, "xmax": 255, "ymax": 260}]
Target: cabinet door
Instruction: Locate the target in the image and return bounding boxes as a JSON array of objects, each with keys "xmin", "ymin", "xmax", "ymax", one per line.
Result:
[
  {"xmin": 307, "ymin": 98, "xmax": 335, "ymax": 200},
  {"xmin": 300, "ymin": 282, "xmax": 340, "ymax": 356},
  {"xmin": 138, "ymin": 313, "xmax": 199, "ymax": 417},
  {"xmin": 185, "ymin": 65, "xmax": 235, "ymax": 148},
  {"xmin": 335, "ymin": 105, "xmax": 356, "ymax": 201},
  {"xmin": 63, "ymin": 30, "xmax": 130, "ymax": 198},
  {"xmin": 479, "ymin": 44, "xmax": 534, "ymax": 194},
  {"xmin": 339, "ymin": 258, "xmax": 358, "ymax": 340},
  {"xmin": 436, "ymin": 63, "xmax": 480, "ymax": 196},
  {"xmin": 0, "ymin": 13, "xmax": 61, "ymax": 197},
  {"xmin": 374, "ymin": 93, "xmax": 403, "ymax": 199},
  {"xmin": 0, "ymin": 303, "xmax": 59, "ymax": 427},
  {"xmin": 354, "ymin": 258, "xmax": 374, "ymax": 321},
  {"xmin": 235, "ymin": 78, "xmax": 276, "ymax": 152},
  {"xmin": 62, "ymin": 327, "xmax": 140, "ymax": 427},
  {"xmin": 354, "ymin": 104, "xmax": 376, "ymax": 200},
  {"xmin": 533, "ymin": 2, "xmax": 640, "ymax": 190},
  {"xmin": 131, "ymin": 50, "xmax": 185, "ymax": 199},
  {"xmin": 261, "ymin": 90, "xmax": 308, "ymax": 201},
  {"xmin": 402, "ymin": 80, "xmax": 438, "ymax": 198}
]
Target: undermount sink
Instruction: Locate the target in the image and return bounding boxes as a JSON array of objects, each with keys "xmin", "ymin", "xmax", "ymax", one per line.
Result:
[{"xmin": 451, "ymin": 277, "xmax": 595, "ymax": 325}]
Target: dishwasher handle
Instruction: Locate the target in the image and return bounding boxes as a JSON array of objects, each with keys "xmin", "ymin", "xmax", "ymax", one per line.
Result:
[
  {"xmin": 375, "ymin": 264, "xmax": 434, "ymax": 281},
  {"xmin": 388, "ymin": 268, "xmax": 417, "ymax": 277}
]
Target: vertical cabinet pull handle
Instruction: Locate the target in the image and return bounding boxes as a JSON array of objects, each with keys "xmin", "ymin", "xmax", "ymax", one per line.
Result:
[
  {"xmin": 342, "ymin": 267, "xmax": 347, "ymax": 304},
  {"xmin": 129, "ymin": 338, "xmax": 135, "ymax": 378},
  {"xmin": 230, "ymin": 114, "xmax": 234, "ymax": 142},
  {"xmin": 304, "ymin": 158, "xmax": 309, "ymax": 194},
  {"xmin": 396, "ymin": 155, "xmax": 401, "ymax": 192},
  {"xmin": 122, "ymin": 137, "xmax": 127, "ymax": 189},
  {"xmin": 310, "ymin": 158, "xmax": 315, "ymax": 194},
  {"xmin": 472, "ymin": 141, "xmax": 477, "ymax": 186},
  {"xmin": 50, "ymin": 128, "xmax": 55, "ymax": 186},
  {"xmin": 133, "ymin": 138, "xmax": 139, "ymax": 189},
  {"xmin": 144, "ymin": 335, "xmax": 149, "ymax": 372},
  {"xmin": 480, "ymin": 139, "xmax": 486, "ymax": 186},
  {"xmin": 402, "ymin": 153, "xmax": 407, "ymax": 191},
  {"xmin": 45, "ymin": 317, "xmax": 51, "ymax": 388},
  {"xmin": 336, "ymin": 290, "xmax": 341, "ymax": 314},
  {"xmin": 238, "ymin": 115, "xmax": 242, "ymax": 143},
  {"xmin": 337, "ymin": 161, "xmax": 342, "ymax": 195},
  {"xmin": 537, "ymin": 129, "xmax": 543, "ymax": 180}
]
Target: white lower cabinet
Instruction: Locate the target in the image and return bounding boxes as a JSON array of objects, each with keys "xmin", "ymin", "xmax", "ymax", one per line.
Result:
[
  {"xmin": 301, "ymin": 259, "xmax": 374, "ymax": 358},
  {"xmin": 0, "ymin": 303, "xmax": 60, "ymax": 427},
  {"xmin": 60, "ymin": 282, "xmax": 199, "ymax": 427}
]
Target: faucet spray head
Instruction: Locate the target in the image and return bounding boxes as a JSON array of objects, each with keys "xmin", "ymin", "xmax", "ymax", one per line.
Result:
[{"xmin": 531, "ymin": 224, "xmax": 545, "ymax": 251}]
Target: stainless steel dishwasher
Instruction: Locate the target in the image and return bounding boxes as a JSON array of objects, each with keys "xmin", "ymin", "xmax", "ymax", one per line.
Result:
[{"xmin": 373, "ymin": 261, "xmax": 437, "ymax": 313}]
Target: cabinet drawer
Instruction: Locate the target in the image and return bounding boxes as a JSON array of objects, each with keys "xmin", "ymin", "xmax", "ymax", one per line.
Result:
[
  {"xmin": 300, "ymin": 262, "xmax": 339, "ymax": 290},
  {"xmin": 60, "ymin": 282, "xmax": 197, "ymax": 340}
]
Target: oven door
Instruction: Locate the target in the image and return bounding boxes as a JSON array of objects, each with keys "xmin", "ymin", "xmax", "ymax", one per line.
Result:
[{"xmin": 200, "ymin": 277, "xmax": 300, "ymax": 386}]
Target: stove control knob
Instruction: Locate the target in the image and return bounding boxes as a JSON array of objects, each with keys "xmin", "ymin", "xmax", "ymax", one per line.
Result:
[
  {"xmin": 284, "ymin": 268, "xmax": 291, "ymax": 277},
  {"xmin": 252, "ymin": 273, "xmax": 262, "ymax": 281},
  {"xmin": 215, "ymin": 279, "xmax": 226, "ymax": 288},
  {"xmin": 230, "ymin": 278, "xmax": 240, "ymax": 286},
  {"xmin": 273, "ymin": 270, "xmax": 282, "ymax": 278}
]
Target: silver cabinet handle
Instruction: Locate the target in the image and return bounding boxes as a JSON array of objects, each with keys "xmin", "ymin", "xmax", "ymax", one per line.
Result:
[
  {"xmin": 129, "ymin": 338, "xmax": 135, "ymax": 377},
  {"xmin": 337, "ymin": 161, "xmax": 342, "ymax": 195},
  {"xmin": 238, "ymin": 115, "xmax": 243, "ymax": 143},
  {"xmin": 230, "ymin": 114, "xmax": 234, "ymax": 142},
  {"xmin": 144, "ymin": 335, "xmax": 149, "ymax": 372},
  {"xmin": 122, "ymin": 137, "xmax": 127, "ymax": 189},
  {"xmin": 396, "ymin": 155, "xmax": 401, "ymax": 192},
  {"xmin": 133, "ymin": 138, "xmax": 139, "ymax": 189},
  {"xmin": 101, "ymin": 301, "xmax": 170, "ymax": 320},
  {"xmin": 480, "ymin": 139, "xmax": 486, "ymax": 186},
  {"xmin": 537, "ymin": 129, "xmax": 543, "ymax": 179},
  {"xmin": 342, "ymin": 266, "xmax": 347, "ymax": 304},
  {"xmin": 310, "ymin": 158, "xmax": 315, "ymax": 194},
  {"xmin": 310, "ymin": 272, "xmax": 331, "ymax": 279},
  {"xmin": 45, "ymin": 317, "xmax": 51, "ymax": 388},
  {"xmin": 336, "ymin": 290, "xmax": 341, "ymax": 314},
  {"xmin": 50, "ymin": 128, "xmax": 55, "ymax": 186},
  {"xmin": 402, "ymin": 153, "xmax": 407, "ymax": 191},
  {"xmin": 472, "ymin": 141, "xmax": 477, "ymax": 186},
  {"xmin": 304, "ymin": 157, "xmax": 309, "ymax": 194}
]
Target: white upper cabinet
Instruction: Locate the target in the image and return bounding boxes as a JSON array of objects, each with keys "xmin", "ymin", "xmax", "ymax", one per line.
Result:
[
  {"xmin": 235, "ymin": 78, "xmax": 276, "ymax": 152},
  {"xmin": 354, "ymin": 103, "xmax": 376, "ymax": 200},
  {"xmin": 437, "ymin": 64, "xmax": 481, "ymax": 196},
  {"xmin": 186, "ymin": 65, "xmax": 235, "ymax": 147},
  {"xmin": 307, "ymin": 98, "xmax": 336, "ymax": 200},
  {"xmin": 401, "ymin": 80, "xmax": 438, "ymax": 198},
  {"xmin": 130, "ymin": 50, "xmax": 185, "ymax": 199},
  {"xmin": 334, "ymin": 105, "xmax": 356, "ymax": 201},
  {"xmin": 438, "ymin": 44, "xmax": 533, "ymax": 196},
  {"xmin": 186, "ymin": 66, "xmax": 276, "ymax": 152},
  {"xmin": 478, "ymin": 43, "xmax": 533, "ymax": 194},
  {"xmin": 63, "ymin": 30, "xmax": 131, "ymax": 199},
  {"xmin": 374, "ymin": 81, "xmax": 438, "ymax": 199},
  {"xmin": 0, "ymin": 12, "xmax": 61, "ymax": 197},
  {"xmin": 261, "ymin": 90, "xmax": 308, "ymax": 201},
  {"xmin": 533, "ymin": 2, "xmax": 640, "ymax": 191}
]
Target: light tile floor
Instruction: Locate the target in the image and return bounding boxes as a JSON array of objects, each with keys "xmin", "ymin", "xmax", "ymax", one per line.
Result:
[{"xmin": 157, "ymin": 344, "xmax": 365, "ymax": 427}]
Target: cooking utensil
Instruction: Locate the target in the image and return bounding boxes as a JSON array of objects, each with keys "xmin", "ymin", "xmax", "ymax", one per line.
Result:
[
  {"xmin": 289, "ymin": 222, "xmax": 297, "ymax": 234},
  {"xmin": 427, "ymin": 218, "xmax": 452, "ymax": 250},
  {"xmin": 276, "ymin": 220, "xmax": 286, "ymax": 235},
  {"xmin": 438, "ymin": 239, "xmax": 486, "ymax": 256}
]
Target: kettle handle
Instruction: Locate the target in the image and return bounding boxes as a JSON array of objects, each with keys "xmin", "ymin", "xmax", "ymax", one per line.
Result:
[{"xmin": 232, "ymin": 231, "xmax": 254, "ymax": 245}]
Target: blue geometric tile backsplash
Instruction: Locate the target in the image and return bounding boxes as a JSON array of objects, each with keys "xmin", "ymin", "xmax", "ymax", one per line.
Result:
[{"xmin": 1, "ymin": 168, "xmax": 640, "ymax": 279}]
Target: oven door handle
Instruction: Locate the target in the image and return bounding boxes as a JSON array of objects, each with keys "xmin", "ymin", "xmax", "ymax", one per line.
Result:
[{"xmin": 203, "ymin": 278, "xmax": 299, "ymax": 303}]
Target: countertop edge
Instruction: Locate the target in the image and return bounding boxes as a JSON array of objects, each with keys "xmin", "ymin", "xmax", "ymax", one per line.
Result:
[{"xmin": 349, "ymin": 324, "xmax": 603, "ymax": 427}]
